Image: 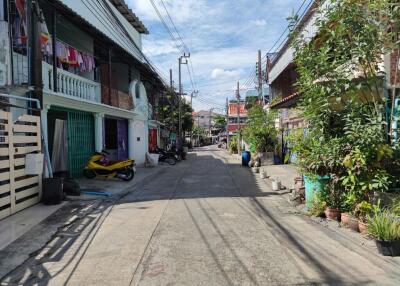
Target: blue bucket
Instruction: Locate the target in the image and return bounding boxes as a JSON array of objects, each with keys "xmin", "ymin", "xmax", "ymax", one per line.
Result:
[{"xmin": 241, "ymin": 151, "xmax": 251, "ymax": 166}]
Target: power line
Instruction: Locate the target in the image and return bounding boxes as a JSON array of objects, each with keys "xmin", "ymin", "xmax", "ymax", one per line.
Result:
[
  {"xmin": 83, "ymin": 0, "xmax": 169, "ymax": 86},
  {"xmin": 149, "ymin": 0, "xmax": 197, "ymax": 91},
  {"xmin": 238, "ymin": 0, "xmax": 312, "ymax": 90}
]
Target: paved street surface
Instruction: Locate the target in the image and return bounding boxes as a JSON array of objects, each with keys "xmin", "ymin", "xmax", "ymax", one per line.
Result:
[{"xmin": 2, "ymin": 146, "xmax": 400, "ymax": 285}]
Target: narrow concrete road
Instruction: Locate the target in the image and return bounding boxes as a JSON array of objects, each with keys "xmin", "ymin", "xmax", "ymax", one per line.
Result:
[{"xmin": 2, "ymin": 146, "xmax": 400, "ymax": 285}]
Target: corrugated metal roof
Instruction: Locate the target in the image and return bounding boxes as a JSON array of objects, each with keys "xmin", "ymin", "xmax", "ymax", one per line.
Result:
[
  {"xmin": 57, "ymin": 0, "xmax": 144, "ymax": 62},
  {"xmin": 110, "ymin": 0, "xmax": 149, "ymax": 34}
]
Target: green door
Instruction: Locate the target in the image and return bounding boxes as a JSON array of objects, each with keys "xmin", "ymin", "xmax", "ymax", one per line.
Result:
[{"xmin": 67, "ymin": 110, "xmax": 95, "ymax": 177}]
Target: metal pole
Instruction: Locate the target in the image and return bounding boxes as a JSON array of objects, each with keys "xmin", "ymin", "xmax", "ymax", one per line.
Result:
[
  {"xmin": 108, "ymin": 48, "xmax": 112, "ymax": 105},
  {"xmin": 197, "ymin": 115, "xmax": 200, "ymax": 146},
  {"xmin": 189, "ymin": 90, "xmax": 198, "ymax": 146},
  {"xmin": 209, "ymin": 108, "xmax": 214, "ymax": 138},
  {"xmin": 51, "ymin": 9, "xmax": 57, "ymax": 92},
  {"xmin": 169, "ymin": 68, "xmax": 173, "ymax": 133},
  {"xmin": 258, "ymin": 50, "xmax": 264, "ymax": 106},
  {"xmin": 226, "ymin": 97, "xmax": 229, "ymax": 149},
  {"xmin": 31, "ymin": 0, "xmax": 43, "ymax": 111},
  {"xmin": 236, "ymin": 81, "xmax": 241, "ymax": 154},
  {"xmin": 178, "ymin": 57, "xmax": 182, "ymax": 141}
]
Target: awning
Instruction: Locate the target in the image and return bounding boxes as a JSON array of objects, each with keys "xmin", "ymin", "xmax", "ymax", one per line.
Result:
[{"xmin": 270, "ymin": 92, "xmax": 301, "ymax": 109}]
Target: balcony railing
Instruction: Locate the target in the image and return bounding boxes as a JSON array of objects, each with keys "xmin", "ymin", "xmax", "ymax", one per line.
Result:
[{"xmin": 42, "ymin": 62, "xmax": 101, "ymax": 103}]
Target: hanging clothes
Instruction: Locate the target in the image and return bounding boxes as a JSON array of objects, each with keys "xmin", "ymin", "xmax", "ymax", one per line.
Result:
[
  {"xmin": 15, "ymin": 0, "xmax": 27, "ymax": 46},
  {"xmin": 52, "ymin": 39, "xmax": 96, "ymax": 74}
]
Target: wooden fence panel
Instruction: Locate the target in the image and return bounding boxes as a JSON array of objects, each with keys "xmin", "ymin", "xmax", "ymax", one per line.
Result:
[{"xmin": 0, "ymin": 111, "xmax": 42, "ymax": 221}]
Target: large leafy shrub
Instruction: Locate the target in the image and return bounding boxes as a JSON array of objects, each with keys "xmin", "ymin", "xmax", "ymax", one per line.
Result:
[
  {"xmin": 243, "ymin": 105, "xmax": 277, "ymax": 153},
  {"xmin": 289, "ymin": 0, "xmax": 400, "ymax": 208}
]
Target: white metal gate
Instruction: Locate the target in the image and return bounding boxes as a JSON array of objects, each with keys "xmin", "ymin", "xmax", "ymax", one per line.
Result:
[{"xmin": 0, "ymin": 111, "xmax": 42, "ymax": 220}]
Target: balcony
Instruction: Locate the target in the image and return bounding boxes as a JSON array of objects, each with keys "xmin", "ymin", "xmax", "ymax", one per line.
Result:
[{"xmin": 42, "ymin": 62, "xmax": 101, "ymax": 103}]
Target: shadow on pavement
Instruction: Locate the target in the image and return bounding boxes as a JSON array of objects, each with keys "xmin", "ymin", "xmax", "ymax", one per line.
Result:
[{"xmin": 1, "ymin": 149, "xmax": 399, "ymax": 285}]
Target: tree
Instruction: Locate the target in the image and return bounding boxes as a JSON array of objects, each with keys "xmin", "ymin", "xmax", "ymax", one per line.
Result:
[
  {"xmin": 245, "ymin": 96, "xmax": 258, "ymax": 110},
  {"xmin": 213, "ymin": 115, "xmax": 226, "ymax": 133},
  {"xmin": 289, "ymin": 0, "xmax": 400, "ymax": 207},
  {"xmin": 242, "ymin": 105, "xmax": 277, "ymax": 153},
  {"xmin": 157, "ymin": 92, "xmax": 193, "ymax": 134}
]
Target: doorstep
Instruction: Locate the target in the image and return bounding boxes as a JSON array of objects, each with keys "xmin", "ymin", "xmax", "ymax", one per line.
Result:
[
  {"xmin": 69, "ymin": 166, "xmax": 166, "ymax": 201},
  {"xmin": 0, "ymin": 202, "xmax": 66, "ymax": 251}
]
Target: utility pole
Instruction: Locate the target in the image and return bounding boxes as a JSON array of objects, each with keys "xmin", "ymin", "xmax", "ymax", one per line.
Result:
[
  {"xmin": 169, "ymin": 69, "xmax": 174, "ymax": 133},
  {"xmin": 178, "ymin": 53, "xmax": 190, "ymax": 142},
  {"xmin": 236, "ymin": 81, "xmax": 241, "ymax": 154},
  {"xmin": 226, "ymin": 97, "xmax": 229, "ymax": 149},
  {"xmin": 31, "ymin": 0, "xmax": 43, "ymax": 112},
  {"xmin": 190, "ymin": 90, "xmax": 198, "ymax": 108},
  {"xmin": 258, "ymin": 50, "xmax": 264, "ymax": 106},
  {"xmin": 208, "ymin": 108, "xmax": 214, "ymax": 138},
  {"xmin": 197, "ymin": 115, "xmax": 200, "ymax": 146},
  {"xmin": 189, "ymin": 90, "xmax": 198, "ymax": 146}
]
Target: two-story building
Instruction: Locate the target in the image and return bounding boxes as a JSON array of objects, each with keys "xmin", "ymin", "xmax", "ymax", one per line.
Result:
[
  {"xmin": 268, "ymin": 0, "xmax": 400, "ymax": 161},
  {"xmin": 227, "ymin": 100, "xmax": 247, "ymax": 134},
  {"xmin": 192, "ymin": 110, "xmax": 221, "ymax": 136},
  {"xmin": 2, "ymin": 0, "xmax": 168, "ymax": 179}
]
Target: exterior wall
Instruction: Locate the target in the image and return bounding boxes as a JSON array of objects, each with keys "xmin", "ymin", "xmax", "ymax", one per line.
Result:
[
  {"xmin": 57, "ymin": 0, "xmax": 143, "ymax": 60},
  {"xmin": 228, "ymin": 102, "xmax": 247, "ymax": 116},
  {"xmin": 227, "ymin": 102, "xmax": 247, "ymax": 134},
  {"xmin": 0, "ymin": 21, "xmax": 11, "ymax": 86},
  {"xmin": 130, "ymin": 119, "xmax": 148, "ymax": 165},
  {"xmin": 270, "ymin": 65, "xmax": 298, "ymax": 100},
  {"xmin": 193, "ymin": 110, "xmax": 222, "ymax": 137},
  {"xmin": 269, "ymin": 2, "xmax": 322, "ymax": 84}
]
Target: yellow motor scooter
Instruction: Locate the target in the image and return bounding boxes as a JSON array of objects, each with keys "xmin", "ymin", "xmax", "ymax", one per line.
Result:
[{"xmin": 83, "ymin": 150, "xmax": 136, "ymax": 181}]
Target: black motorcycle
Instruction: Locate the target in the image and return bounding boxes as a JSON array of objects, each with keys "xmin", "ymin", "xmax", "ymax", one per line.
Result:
[{"xmin": 155, "ymin": 148, "xmax": 177, "ymax": 165}]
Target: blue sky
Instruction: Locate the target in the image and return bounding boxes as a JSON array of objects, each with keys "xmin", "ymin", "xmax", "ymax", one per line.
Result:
[{"xmin": 126, "ymin": 0, "xmax": 302, "ymax": 112}]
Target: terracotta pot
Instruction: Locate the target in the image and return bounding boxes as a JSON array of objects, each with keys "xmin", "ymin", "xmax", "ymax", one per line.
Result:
[
  {"xmin": 341, "ymin": 213, "xmax": 350, "ymax": 226},
  {"xmin": 348, "ymin": 217, "xmax": 360, "ymax": 232},
  {"xmin": 325, "ymin": 207, "xmax": 341, "ymax": 221},
  {"xmin": 359, "ymin": 221, "xmax": 368, "ymax": 236}
]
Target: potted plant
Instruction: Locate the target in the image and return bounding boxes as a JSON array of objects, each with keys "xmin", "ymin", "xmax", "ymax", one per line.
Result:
[
  {"xmin": 340, "ymin": 191, "xmax": 357, "ymax": 227},
  {"xmin": 367, "ymin": 210, "xmax": 400, "ymax": 256},
  {"xmin": 355, "ymin": 201, "xmax": 373, "ymax": 235},
  {"xmin": 242, "ymin": 105, "xmax": 277, "ymax": 166},
  {"xmin": 324, "ymin": 178, "xmax": 342, "ymax": 221},
  {"xmin": 308, "ymin": 190, "xmax": 327, "ymax": 217}
]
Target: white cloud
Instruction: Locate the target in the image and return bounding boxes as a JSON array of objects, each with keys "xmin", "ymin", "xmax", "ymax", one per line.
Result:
[
  {"xmin": 125, "ymin": 0, "xmax": 301, "ymax": 111},
  {"xmin": 142, "ymin": 39, "xmax": 179, "ymax": 56},
  {"xmin": 211, "ymin": 68, "xmax": 241, "ymax": 79},
  {"xmin": 252, "ymin": 19, "xmax": 267, "ymax": 27}
]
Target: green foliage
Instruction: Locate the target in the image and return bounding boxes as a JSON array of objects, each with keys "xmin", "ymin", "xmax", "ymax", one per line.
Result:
[
  {"xmin": 213, "ymin": 115, "xmax": 226, "ymax": 132},
  {"xmin": 158, "ymin": 93, "xmax": 193, "ymax": 133},
  {"xmin": 229, "ymin": 135, "xmax": 238, "ymax": 153},
  {"xmin": 308, "ymin": 191, "xmax": 327, "ymax": 217},
  {"xmin": 242, "ymin": 105, "xmax": 277, "ymax": 152},
  {"xmin": 287, "ymin": 129, "xmax": 346, "ymax": 176},
  {"xmin": 245, "ymin": 96, "xmax": 258, "ymax": 110},
  {"xmin": 367, "ymin": 210, "xmax": 400, "ymax": 241},
  {"xmin": 193, "ymin": 125, "xmax": 206, "ymax": 138},
  {"xmin": 355, "ymin": 201, "xmax": 373, "ymax": 222},
  {"xmin": 289, "ymin": 0, "xmax": 400, "ymax": 210},
  {"xmin": 390, "ymin": 196, "xmax": 400, "ymax": 216}
]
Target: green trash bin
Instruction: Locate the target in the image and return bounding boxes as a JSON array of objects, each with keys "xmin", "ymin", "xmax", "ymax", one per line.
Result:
[{"xmin": 304, "ymin": 175, "xmax": 330, "ymax": 209}]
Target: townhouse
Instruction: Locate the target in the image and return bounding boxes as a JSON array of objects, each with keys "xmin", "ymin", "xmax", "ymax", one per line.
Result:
[
  {"xmin": 268, "ymin": 0, "xmax": 399, "ymax": 162},
  {"xmin": 3, "ymin": 0, "xmax": 168, "ymax": 178}
]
